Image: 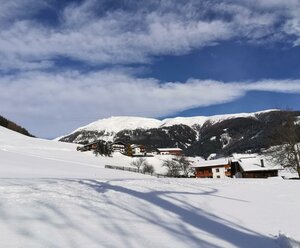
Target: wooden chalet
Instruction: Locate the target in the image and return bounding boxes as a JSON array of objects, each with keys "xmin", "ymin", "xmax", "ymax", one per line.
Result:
[
  {"xmin": 156, "ymin": 148, "xmax": 183, "ymax": 156},
  {"xmin": 192, "ymin": 159, "xmax": 231, "ymax": 178},
  {"xmin": 231, "ymin": 157, "xmax": 280, "ymax": 178},
  {"xmin": 77, "ymin": 141, "xmax": 98, "ymax": 152},
  {"xmin": 193, "ymin": 155, "xmax": 280, "ymax": 179},
  {"xmin": 112, "ymin": 141, "xmax": 126, "ymax": 154}
]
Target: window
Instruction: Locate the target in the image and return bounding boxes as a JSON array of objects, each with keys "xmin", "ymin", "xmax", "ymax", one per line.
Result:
[
  {"xmin": 217, "ymin": 176, "xmax": 220, "ymax": 178},
  {"xmin": 216, "ymin": 168, "xmax": 220, "ymax": 172}
]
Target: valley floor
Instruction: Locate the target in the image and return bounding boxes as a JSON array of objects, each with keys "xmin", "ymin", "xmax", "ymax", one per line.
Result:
[{"xmin": 0, "ymin": 127, "xmax": 299, "ymax": 247}]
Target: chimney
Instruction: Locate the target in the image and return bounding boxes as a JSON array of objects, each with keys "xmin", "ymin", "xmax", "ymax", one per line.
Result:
[{"xmin": 260, "ymin": 159, "xmax": 265, "ymax": 167}]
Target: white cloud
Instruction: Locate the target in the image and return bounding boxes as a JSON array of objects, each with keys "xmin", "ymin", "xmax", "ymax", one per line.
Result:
[
  {"xmin": 1, "ymin": 70, "xmax": 300, "ymax": 137},
  {"xmin": 239, "ymin": 0, "xmax": 300, "ymax": 45},
  {"xmin": 1, "ymin": 1, "xmax": 300, "ymax": 137},
  {"xmin": 0, "ymin": 9, "xmax": 233, "ymax": 68},
  {"xmin": 245, "ymin": 80, "xmax": 300, "ymax": 92},
  {"xmin": 0, "ymin": 0, "xmax": 300, "ymax": 70}
]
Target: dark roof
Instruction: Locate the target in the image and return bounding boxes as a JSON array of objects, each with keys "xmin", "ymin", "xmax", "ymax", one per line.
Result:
[{"xmin": 113, "ymin": 140, "xmax": 127, "ymax": 146}]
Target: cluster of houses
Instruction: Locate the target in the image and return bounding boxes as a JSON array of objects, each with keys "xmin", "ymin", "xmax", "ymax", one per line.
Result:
[
  {"xmin": 77, "ymin": 140, "xmax": 281, "ymax": 179},
  {"xmin": 192, "ymin": 154, "xmax": 281, "ymax": 179},
  {"xmin": 77, "ymin": 140, "xmax": 183, "ymax": 157}
]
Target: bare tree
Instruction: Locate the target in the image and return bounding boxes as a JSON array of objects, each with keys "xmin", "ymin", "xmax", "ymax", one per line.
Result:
[
  {"xmin": 266, "ymin": 112, "xmax": 300, "ymax": 177},
  {"xmin": 163, "ymin": 156, "xmax": 193, "ymax": 177},
  {"xmin": 131, "ymin": 157, "xmax": 146, "ymax": 172},
  {"xmin": 162, "ymin": 159, "xmax": 181, "ymax": 177},
  {"xmin": 172, "ymin": 156, "xmax": 193, "ymax": 177},
  {"xmin": 142, "ymin": 162, "xmax": 155, "ymax": 175}
]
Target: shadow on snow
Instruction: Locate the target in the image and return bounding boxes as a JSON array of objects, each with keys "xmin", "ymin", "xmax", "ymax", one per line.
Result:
[{"xmin": 0, "ymin": 178, "xmax": 286, "ymax": 247}]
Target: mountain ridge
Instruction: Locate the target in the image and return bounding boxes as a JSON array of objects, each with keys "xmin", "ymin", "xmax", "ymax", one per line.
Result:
[
  {"xmin": 0, "ymin": 115, "xmax": 34, "ymax": 137},
  {"xmin": 58, "ymin": 109, "xmax": 300, "ymax": 157},
  {"xmin": 68, "ymin": 109, "xmax": 279, "ymax": 134}
]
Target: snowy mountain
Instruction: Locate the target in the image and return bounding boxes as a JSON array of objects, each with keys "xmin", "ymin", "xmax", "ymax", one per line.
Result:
[
  {"xmin": 63, "ymin": 110, "xmax": 276, "ymax": 135},
  {"xmin": 1, "ymin": 125, "xmax": 300, "ymax": 247},
  {"xmin": 58, "ymin": 109, "xmax": 300, "ymax": 157}
]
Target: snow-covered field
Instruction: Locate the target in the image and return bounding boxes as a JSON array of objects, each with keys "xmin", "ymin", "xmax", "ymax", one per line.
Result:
[{"xmin": 0, "ymin": 127, "xmax": 300, "ymax": 248}]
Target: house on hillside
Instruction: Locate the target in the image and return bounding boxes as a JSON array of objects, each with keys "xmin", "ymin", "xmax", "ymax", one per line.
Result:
[
  {"xmin": 231, "ymin": 157, "xmax": 280, "ymax": 178},
  {"xmin": 131, "ymin": 144, "xmax": 146, "ymax": 156},
  {"xmin": 156, "ymin": 148, "xmax": 183, "ymax": 156},
  {"xmin": 192, "ymin": 159, "xmax": 231, "ymax": 178},
  {"xmin": 77, "ymin": 141, "xmax": 98, "ymax": 152},
  {"xmin": 193, "ymin": 154, "xmax": 281, "ymax": 179},
  {"xmin": 112, "ymin": 141, "xmax": 126, "ymax": 154}
]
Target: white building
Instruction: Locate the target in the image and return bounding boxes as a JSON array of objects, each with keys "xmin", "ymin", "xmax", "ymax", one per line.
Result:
[
  {"xmin": 131, "ymin": 144, "xmax": 146, "ymax": 156},
  {"xmin": 192, "ymin": 159, "xmax": 231, "ymax": 178},
  {"xmin": 112, "ymin": 141, "xmax": 126, "ymax": 154}
]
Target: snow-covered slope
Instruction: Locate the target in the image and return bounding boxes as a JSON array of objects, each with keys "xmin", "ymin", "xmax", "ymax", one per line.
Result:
[
  {"xmin": 74, "ymin": 116, "xmax": 162, "ymax": 133},
  {"xmin": 160, "ymin": 110, "xmax": 277, "ymax": 128},
  {"xmin": 1, "ymin": 126, "xmax": 300, "ymax": 247},
  {"xmin": 0, "ymin": 126, "xmax": 145, "ymax": 178}
]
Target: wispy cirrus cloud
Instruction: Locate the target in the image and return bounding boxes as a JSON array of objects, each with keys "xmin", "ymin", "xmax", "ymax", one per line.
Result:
[
  {"xmin": 0, "ymin": 0, "xmax": 299, "ymax": 71},
  {"xmin": 0, "ymin": 0, "xmax": 47, "ymax": 25}
]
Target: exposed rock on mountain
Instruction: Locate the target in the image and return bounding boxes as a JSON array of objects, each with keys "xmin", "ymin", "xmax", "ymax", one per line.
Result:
[{"xmin": 58, "ymin": 110, "xmax": 300, "ymax": 157}]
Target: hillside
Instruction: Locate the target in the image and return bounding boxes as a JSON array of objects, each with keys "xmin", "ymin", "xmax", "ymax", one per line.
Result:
[
  {"xmin": 0, "ymin": 126, "xmax": 299, "ymax": 247},
  {"xmin": 0, "ymin": 115, "xmax": 34, "ymax": 137},
  {"xmin": 58, "ymin": 110, "xmax": 300, "ymax": 157}
]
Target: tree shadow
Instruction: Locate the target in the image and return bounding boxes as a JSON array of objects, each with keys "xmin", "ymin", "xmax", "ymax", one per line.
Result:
[
  {"xmin": 0, "ymin": 178, "xmax": 283, "ymax": 247},
  {"xmin": 73, "ymin": 178, "xmax": 278, "ymax": 248}
]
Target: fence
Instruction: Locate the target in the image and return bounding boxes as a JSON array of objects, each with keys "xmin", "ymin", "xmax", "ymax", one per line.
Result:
[{"xmin": 105, "ymin": 164, "xmax": 168, "ymax": 178}]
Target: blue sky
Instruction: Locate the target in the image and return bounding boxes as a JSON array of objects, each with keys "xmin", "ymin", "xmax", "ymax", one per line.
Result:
[{"xmin": 0, "ymin": 0, "xmax": 300, "ymax": 138}]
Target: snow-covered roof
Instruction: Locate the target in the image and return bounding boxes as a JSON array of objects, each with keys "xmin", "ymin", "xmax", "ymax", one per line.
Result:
[
  {"xmin": 192, "ymin": 158, "xmax": 229, "ymax": 168},
  {"xmin": 237, "ymin": 158, "xmax": 280, "ymax": 172},
  {"xmin": 157, "ymin": 148, "xmax": 182, "ymax": 152}
]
